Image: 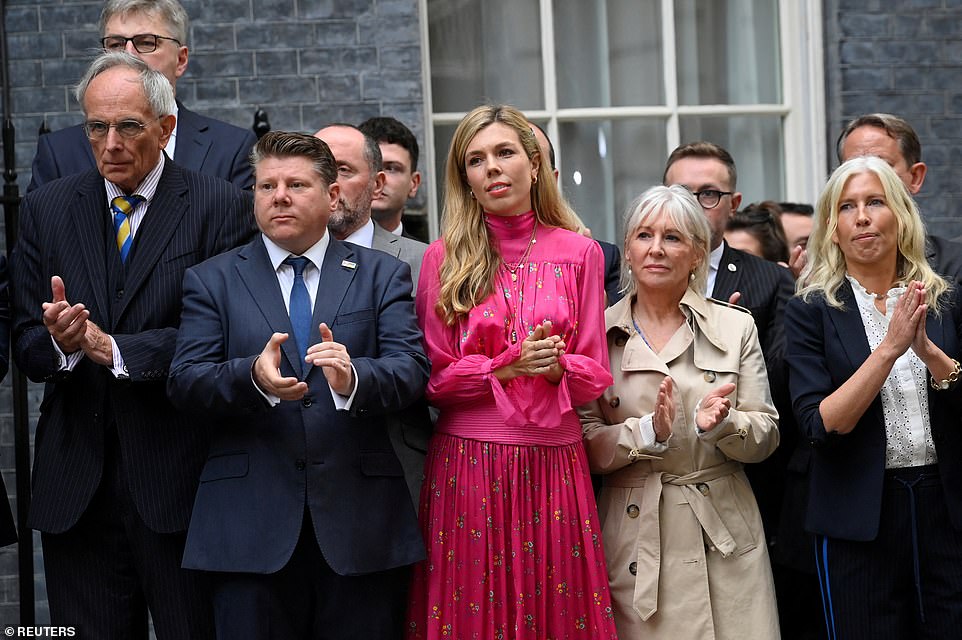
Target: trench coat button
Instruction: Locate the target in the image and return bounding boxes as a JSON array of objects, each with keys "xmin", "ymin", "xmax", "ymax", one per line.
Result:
[
  {"xmin": 626, "ymin": 504, "xmax": 640, "ymax": 518},
  {"xmin": 302, "ymin": 398, "xmax": 313, "ymax": 408},
  {"xmin": 737, "ymin": 426, "xmax": 748, "ymax": 438},
  {"xmin": 696, "ymin": 482, "xmax": 709, "ymax": 496},
  {"xmin": 628, "ymin": 561, "xmax": 637, "ymax": 575},
  {"xmin": 295, "ymin": 459, "xmax": 306, "ymax": 471},
  {"xmin": 609, "ymin": 396, "xmax": 621, "ymax": 408},
  {"xmin": 615, "ymin": 335, "xmax": 628, "ymax": 347},
  {"xmin": 703, "ymin": 371, "xmax": 716, "ymax": 383}
]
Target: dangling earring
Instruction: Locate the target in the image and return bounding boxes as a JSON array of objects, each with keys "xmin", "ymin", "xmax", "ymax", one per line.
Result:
[
  {"xmin": 689, "ymin": 271, "xmax": 695, "ymax": 281},
  {"xmin": 469, "ymin": 191, "xmax": 476, "ymax": 199},
  {"xmin": 532, "ymin": 175, "xmax": 538, "ymax": 184}
]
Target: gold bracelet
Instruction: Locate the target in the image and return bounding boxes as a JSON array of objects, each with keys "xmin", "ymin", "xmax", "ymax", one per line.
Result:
[{"xmin": 930, "ymin": 358, "xmax": 961, "ymax": 390}]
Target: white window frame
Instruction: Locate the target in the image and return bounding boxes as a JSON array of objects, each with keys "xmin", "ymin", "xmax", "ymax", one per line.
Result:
[{"xmin": 417, "ymin": 0, "xmax": 825, "ymax": 241}]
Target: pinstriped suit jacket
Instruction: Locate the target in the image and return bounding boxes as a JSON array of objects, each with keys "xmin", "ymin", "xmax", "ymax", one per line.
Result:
[
  {"xmin": 711, "ymin": 242, "xmax": 796, "ymax": 538},
  {"xmin": 711, "ymin": 242, "xmax": 794, "ymax": 377},
  {"xmin": 10, "ymin": 161, "xmax": 256, "ymax": 534}
]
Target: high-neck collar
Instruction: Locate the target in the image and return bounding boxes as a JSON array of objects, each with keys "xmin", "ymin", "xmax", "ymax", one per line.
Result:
[{"xmin": 485, "ymin": 210, "xmax": 538, "ymax": 260}]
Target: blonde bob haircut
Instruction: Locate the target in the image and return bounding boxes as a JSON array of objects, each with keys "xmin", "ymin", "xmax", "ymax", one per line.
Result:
[
  {"xmin": 798, "ymin": 155, "xmax": 949, "ymax": 312},
  {"xmin": 435, "ymin": 104, "xmax": 581, "ymax": 324},
  {"xmin": 620, "ymin": 184, "xmax": 711, "ymax": 298}
]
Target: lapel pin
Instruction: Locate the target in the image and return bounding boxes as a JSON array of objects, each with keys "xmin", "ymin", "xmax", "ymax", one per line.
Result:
[
  {"xmin": 341, "ymin": 260, "xmax": 357, "ymax": 270},
  {"xmin": 727, "ymin": 263, "xmax": 737, "ymax": 272}
]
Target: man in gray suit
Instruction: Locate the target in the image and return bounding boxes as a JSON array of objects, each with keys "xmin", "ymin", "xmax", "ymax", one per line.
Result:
[
  {"xmin": 313, "ymin": 123, "xmax": 430, "ymax": 507},
  {"xmin": 313, "ymin": 124, "xmax": 426, "ymax": 292}
]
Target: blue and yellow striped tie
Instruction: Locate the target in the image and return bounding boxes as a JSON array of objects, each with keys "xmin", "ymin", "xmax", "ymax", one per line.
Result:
[{"xmin": 111, "ymin": 194, "xmax": 144, "ymax": 263}]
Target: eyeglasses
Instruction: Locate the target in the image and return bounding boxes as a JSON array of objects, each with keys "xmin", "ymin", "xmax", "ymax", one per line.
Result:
[
  {"xmin": 691, "ymin": 189, "xmax": 733, "ymax": 210},
  {"xmin": 82, "ymin": 116, "xmax": 162, "ymax": 140},
  {"xmin": 101, "ymin": 33, "xmax": 181, "ymax": 54}
]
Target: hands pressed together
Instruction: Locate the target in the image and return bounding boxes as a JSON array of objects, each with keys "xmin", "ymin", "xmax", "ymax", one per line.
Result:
[
  {"xmin": 498, "ymin": 321, "xmax": 566, "ymax": 384},
  {"xmin": 882, "ymin": 280, "xmax": 933, "ymax": 360}
]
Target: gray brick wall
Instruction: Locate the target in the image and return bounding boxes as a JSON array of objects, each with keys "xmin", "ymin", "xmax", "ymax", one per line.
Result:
[
  {"xmin": 824, "ymin": 0, "xmax": 962, "ymax": 239},
  {"xmin": 0, "ymin": 0, "xmax": 423, "ymax": 625}
]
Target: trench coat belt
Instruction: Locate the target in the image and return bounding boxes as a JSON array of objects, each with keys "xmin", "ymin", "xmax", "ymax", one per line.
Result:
[{"xmin": 631, "ymin": 460, "xmax": 744, "ymax": 621}]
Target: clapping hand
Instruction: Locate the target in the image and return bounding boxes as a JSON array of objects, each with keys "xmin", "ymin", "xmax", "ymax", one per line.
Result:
[
  {"xmin": 305, "ymin": 323, "xmax": 354, "ymax": 396},
  {"xmin": 42, "ymin": 276, "xmax": 89, "ymax": 353},
  {"xmin": 696, "ymin": 382, "xmax": 736, "ymax": 432},
  {"xmin": 253, "ymin": 332, "xmax": 308, "ymax": 401},
  {"xmin": 653, "ymin": 376, "xmax": 674, "ymax": 442}
]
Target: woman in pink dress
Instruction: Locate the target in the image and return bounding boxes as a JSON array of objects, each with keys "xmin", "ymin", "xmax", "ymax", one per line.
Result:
[{"xmin": 406, "ymin": 105, "xmax": 618, "ymax": 639}]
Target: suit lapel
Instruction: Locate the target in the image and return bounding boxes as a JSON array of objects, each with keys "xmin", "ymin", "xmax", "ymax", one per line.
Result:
[
  {"xmin": 69, "ymin": 173, "xmax": 111, "ymax": 322},
  {"xmin": 116, "ymin": 162, "xmax": 188, "ymax": 323},
  {"xmin": 172, "ymin": 103, "xmax": 211, "ymax": 172},
  {"xmin": 235, "ymin": 239, "xmax": 304, "ymax": 376},
  {"xmin": 712, "ymin": 242, "xmax": 742, "ymax": 300},
  {"xmin": 826, "ymin": 282, "xmax": 873, "ymax": 372},
  {"xmin": 372, "ymin": 224, "xmax": 401, "ymax": 258},
  {"xmin": 305, "ymin": 240, "xmax": 357, "ymax": 378}
]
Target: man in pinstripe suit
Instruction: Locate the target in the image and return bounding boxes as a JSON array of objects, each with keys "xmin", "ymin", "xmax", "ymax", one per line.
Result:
[{"xmin": 10, "ymin": 52, "xmax": 254, "ymax": 639}]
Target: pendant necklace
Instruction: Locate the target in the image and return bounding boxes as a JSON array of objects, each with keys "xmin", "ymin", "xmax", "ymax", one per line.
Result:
[{"xmin": 501, "ymin": 221, "xmax": 538, "ymax": 342}]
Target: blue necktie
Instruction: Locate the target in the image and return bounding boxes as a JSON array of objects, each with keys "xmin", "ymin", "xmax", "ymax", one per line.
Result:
[
  {"xmin": 283, "ymin": 256, "xmax": 312, "ymax": 362},
  {"xmin": 110, "ymin": 194, "xmax": 145, "ymax": 262}
]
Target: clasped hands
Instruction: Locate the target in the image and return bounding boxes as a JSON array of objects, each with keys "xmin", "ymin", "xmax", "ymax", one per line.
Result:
[
  {"xmin": 882, "ymin": 280, "xmax": 939, "ymax": 361},
  {"xmin": 651, "ymin": 375, "xmax": 736, "ymax": 441},
  {"xmin": 42, "ymin": 276, "xmax": 113, "ymax": 366},
  {"xmin": 500, "ymin": 321, "xmax": 565, "ymax": 383},
  {"xmin": 253, "ymin": 323, "xmax": 353, "ymax": 401}
]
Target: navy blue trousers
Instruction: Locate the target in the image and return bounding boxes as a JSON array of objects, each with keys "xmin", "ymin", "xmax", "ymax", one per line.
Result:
[{"xmin": 209, "ymin": 510, "xmax": 410, "ymax": 640}]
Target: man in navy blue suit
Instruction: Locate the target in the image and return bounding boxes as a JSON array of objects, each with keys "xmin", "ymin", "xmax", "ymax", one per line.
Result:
[
  {"xmin": 168, "ymin": 131, "xmax": 428, "ymax": 639},
  {"xmin": 29, "ymin": 0, "xmax": 257, "ymax": 192},
  {"xmin": 10, "ymin": 52, "xmax": 255, "ymax": 639}
]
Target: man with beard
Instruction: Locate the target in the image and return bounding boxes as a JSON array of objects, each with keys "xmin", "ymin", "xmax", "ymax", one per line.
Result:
[
  {"xmin": 313, "ymin": 123, "xmax": 431, "ymax": 509},
  {"xmin": 313, "ymin": 124, "xmax": 426, "ymax": 291}
]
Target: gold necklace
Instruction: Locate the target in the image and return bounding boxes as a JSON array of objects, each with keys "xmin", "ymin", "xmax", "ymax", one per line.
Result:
[
  {"xmin": 500, "ymin": 221, "xmax": 538, "ymax": 342},
  {"xmin": 500, "ymin": 221, "xmax": 538, "ymax": 282}
]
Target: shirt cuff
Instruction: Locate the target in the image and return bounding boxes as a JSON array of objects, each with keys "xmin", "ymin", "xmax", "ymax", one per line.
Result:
[
  {"xmin": 108, "ymin": 336, "xmax": 128, "ymax": 379},
  {"xmin": 638, "ymin": 413, "xmax": 670, "ymax": 454},
  {"xmin": 51, "ymin": 336, "xmax": 84, "ymax": 371},
  {"xmin": 330, "ymin": 363, "xmax": 359, "ymax": 411},
  {"xmin": 251, "ymin": 356, "xmax": 280, "ymax": 407}
]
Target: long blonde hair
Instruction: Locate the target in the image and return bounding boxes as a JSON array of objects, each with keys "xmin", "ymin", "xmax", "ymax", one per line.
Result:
[
  {"xmin": 798, "ymin": 155, "xmax": 948, "ymax": 311},
  {"xmin": 436, "ymin": 105, "xmax": 581, "ymax": 324}
]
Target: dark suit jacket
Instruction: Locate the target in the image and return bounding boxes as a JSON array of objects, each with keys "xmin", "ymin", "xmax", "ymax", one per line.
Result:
[
  {"xmin": 786, "ymin": 283, "xmax": 962, "ymax": 541},
  {"xmin": 167, "ymin": 237, "xmax": 428, "ymax": 576},
  {"xmin": 28, "ymin": 101, "xmax": 258, "ymax": 192},
  {"xmin": 711, "ymin": 242, "xmax": 795, "ymax": 537},
  {"xmin": 10, "ymin": 161, "xmax": 256, "ymax": 534},
  {"xmin": 927, "ymin": 234, "xmax": 962, "ymax": 286},
  {"xmin": 597, "ymin": 240, "xmax": 623, "ymax": 305}
]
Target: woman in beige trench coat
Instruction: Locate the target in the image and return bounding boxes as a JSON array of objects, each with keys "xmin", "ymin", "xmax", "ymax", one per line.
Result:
[{"xmin": 579, "ymin": 185, "xmax": 781, "ymax": 639}]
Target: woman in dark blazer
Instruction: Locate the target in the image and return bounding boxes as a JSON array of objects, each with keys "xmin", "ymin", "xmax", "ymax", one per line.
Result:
[{"xmin": 786, "ymin": 155, "xmax": 962, "ymax": 640}]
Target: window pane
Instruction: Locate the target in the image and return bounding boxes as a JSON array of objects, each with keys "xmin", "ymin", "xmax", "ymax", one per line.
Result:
[
  {"xmin": 559, "ymin": 119, "xmax": 667, "ymax": 245},
  {"xmin": 678, "ymin": 115, "xmax": 784, "ymax": 204},
  {"xmin": 554, "ymin": 0, "xmax": 664, "ymax": 108},
  {"xmin": 428, "ymin": 0, "xmax": 544, "ymax": 112},
  {"xmin": 432, "ymin": 124, "xmax": 458, "ymax": 222},
  {"xmin": 675, "ymin": 0, "xmax": 780, "ymax": 105}
]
